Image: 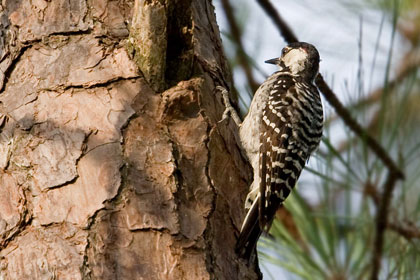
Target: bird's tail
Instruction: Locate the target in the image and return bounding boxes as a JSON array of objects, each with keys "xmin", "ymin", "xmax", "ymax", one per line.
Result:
[{"xmin": 236, "ymin": 197, "xmax": 263, "ymax": 261}]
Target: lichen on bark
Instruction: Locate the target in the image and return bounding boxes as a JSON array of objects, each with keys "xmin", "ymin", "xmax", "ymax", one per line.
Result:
[
  {"xmin": 126, "ymin": 0, "xmax": 195, "ymax": 92},
  {"xmin": 126, "ymin": 0, "xmax": 168, "ymax": 92}
]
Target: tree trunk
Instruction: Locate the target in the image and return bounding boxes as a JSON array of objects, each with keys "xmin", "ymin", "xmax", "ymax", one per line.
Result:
[{"xmin": 0, "ymin": 0, "xmax": 260, "ymax": 279}]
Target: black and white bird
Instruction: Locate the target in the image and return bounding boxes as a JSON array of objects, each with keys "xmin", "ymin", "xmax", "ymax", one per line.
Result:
[{"xmin": 235, "ymin": 42, "xmax": 324, "ymax": 260}]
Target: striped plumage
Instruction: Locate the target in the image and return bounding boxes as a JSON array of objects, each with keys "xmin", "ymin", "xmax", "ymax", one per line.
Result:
[{"xmin": 237, "ymin": 42, "xmax": 323, "ymax": 260}]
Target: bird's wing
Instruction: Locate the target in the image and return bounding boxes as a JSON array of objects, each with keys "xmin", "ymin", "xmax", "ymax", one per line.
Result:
[{"xmin": 258, "ymin": 80, "xmax": 308, "ymax": 230}]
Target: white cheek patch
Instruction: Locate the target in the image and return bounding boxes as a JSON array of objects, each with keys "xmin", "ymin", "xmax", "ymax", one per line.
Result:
[{"xmin": 283, "ymin": 49, "xmax": 307, "ymax": 74}]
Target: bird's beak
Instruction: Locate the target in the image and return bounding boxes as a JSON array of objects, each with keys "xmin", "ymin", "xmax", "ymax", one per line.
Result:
[{"xmin": 264, "ymin": 58, "xmax": 280, "ymax": 65}]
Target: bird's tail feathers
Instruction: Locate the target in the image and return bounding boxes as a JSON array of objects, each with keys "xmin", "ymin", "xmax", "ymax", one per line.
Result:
[{"xmin": 236, "ymin": 197, "xmax": 263, "ymax": 261}]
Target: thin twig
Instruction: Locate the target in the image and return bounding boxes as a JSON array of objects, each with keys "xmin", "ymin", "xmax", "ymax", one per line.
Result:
[
  {"xmin": 335, "ymin": 56, "xmax": 419, "ymax": 154},
  {"xmin": 315, "ymin": 76, "xmax": 404, "ymax": 179},
  {"xmin": 364, "ymin": 181, "xmax": 420, "ymax": 241},
  {"xmin": 388, "ymin": 221, "xmax": 420, "ymax": 240},
  {"xmin": 325, "ymin": 52, "xmax": 420, "ymax": 126},
  {"xmin": 221, "ymin": 0, "xmax": 259, "ymax": 93}
]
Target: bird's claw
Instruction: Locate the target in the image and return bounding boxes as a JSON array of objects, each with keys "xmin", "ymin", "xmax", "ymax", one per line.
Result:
[{"xmin": 216, "ymin": 86, "xmax": 242, "ymax": 126}]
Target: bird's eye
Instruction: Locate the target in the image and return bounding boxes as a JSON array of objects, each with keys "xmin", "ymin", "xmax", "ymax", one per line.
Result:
[{"xmin": 282, "ymin": 47, "xmax": 292, "ymax": 55}]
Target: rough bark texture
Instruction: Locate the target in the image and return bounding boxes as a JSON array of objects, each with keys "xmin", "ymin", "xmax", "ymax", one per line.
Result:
[{"xmin": 0, "ymin": 0, "xmax": 259, "ymax": 279}]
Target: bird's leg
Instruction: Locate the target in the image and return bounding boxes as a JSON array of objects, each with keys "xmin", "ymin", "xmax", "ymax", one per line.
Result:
[
  {"xmin": 216, "ymin": 86, "xmax": 253, "ymax": 173},
  {"xmin": 216, "ymin": 86, "xmax": 242, "ymax": 126}
]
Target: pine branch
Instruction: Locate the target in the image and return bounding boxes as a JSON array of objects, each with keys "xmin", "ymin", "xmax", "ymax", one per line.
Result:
[
  {"xmin": 370, "ymin": 172, "xmax": 399, "ymax": 280},
  {"xmin": 255, "ymin": 1, "xmax": 406, "ymax": 279}
]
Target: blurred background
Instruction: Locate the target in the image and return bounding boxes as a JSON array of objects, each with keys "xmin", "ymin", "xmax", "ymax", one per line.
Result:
[{"xmin": 214, "ymin": 0, "xmax": 420, "ymax": 279}]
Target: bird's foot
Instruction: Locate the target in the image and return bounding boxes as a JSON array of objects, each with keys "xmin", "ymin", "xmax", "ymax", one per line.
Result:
[{"xmin": 216, "ymin": 86, "xmax": 242, "ymax": 126}]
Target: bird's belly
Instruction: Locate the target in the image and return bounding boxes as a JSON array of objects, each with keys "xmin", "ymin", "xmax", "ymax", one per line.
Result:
[{"xmin": 239, "ymin": 114, "xmax": 260, "ymax": 171}]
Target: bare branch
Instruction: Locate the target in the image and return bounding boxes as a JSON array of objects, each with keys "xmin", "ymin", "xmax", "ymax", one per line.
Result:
[
  {"xmin": 370, "ymin": 171, "xmax": 399, "ymax": 280},
  {"xmin": 256, "ymin": 0, "xmax": 298, "ymax": 43}
]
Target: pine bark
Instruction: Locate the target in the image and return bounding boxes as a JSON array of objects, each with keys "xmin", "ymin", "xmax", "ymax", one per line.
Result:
[{"xmin": 0, "ymin": 0, "xmax": 260, "ymax": 279}]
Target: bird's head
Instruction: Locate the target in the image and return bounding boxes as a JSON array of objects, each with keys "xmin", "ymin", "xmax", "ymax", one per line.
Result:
[{"xmin": 265, "ymin": 42, "xmax": 320, "ymax": 82}]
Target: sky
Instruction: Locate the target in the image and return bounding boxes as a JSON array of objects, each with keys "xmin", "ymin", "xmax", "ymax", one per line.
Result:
[{"xmin": 214, "ymin": 0, "xmax": 407, "ymax": 111}]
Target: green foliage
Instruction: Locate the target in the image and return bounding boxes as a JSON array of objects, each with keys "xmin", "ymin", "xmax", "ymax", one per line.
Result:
[{"xmin": 258, "ymin": 6, "xmax": 420, "ymax": 279}]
